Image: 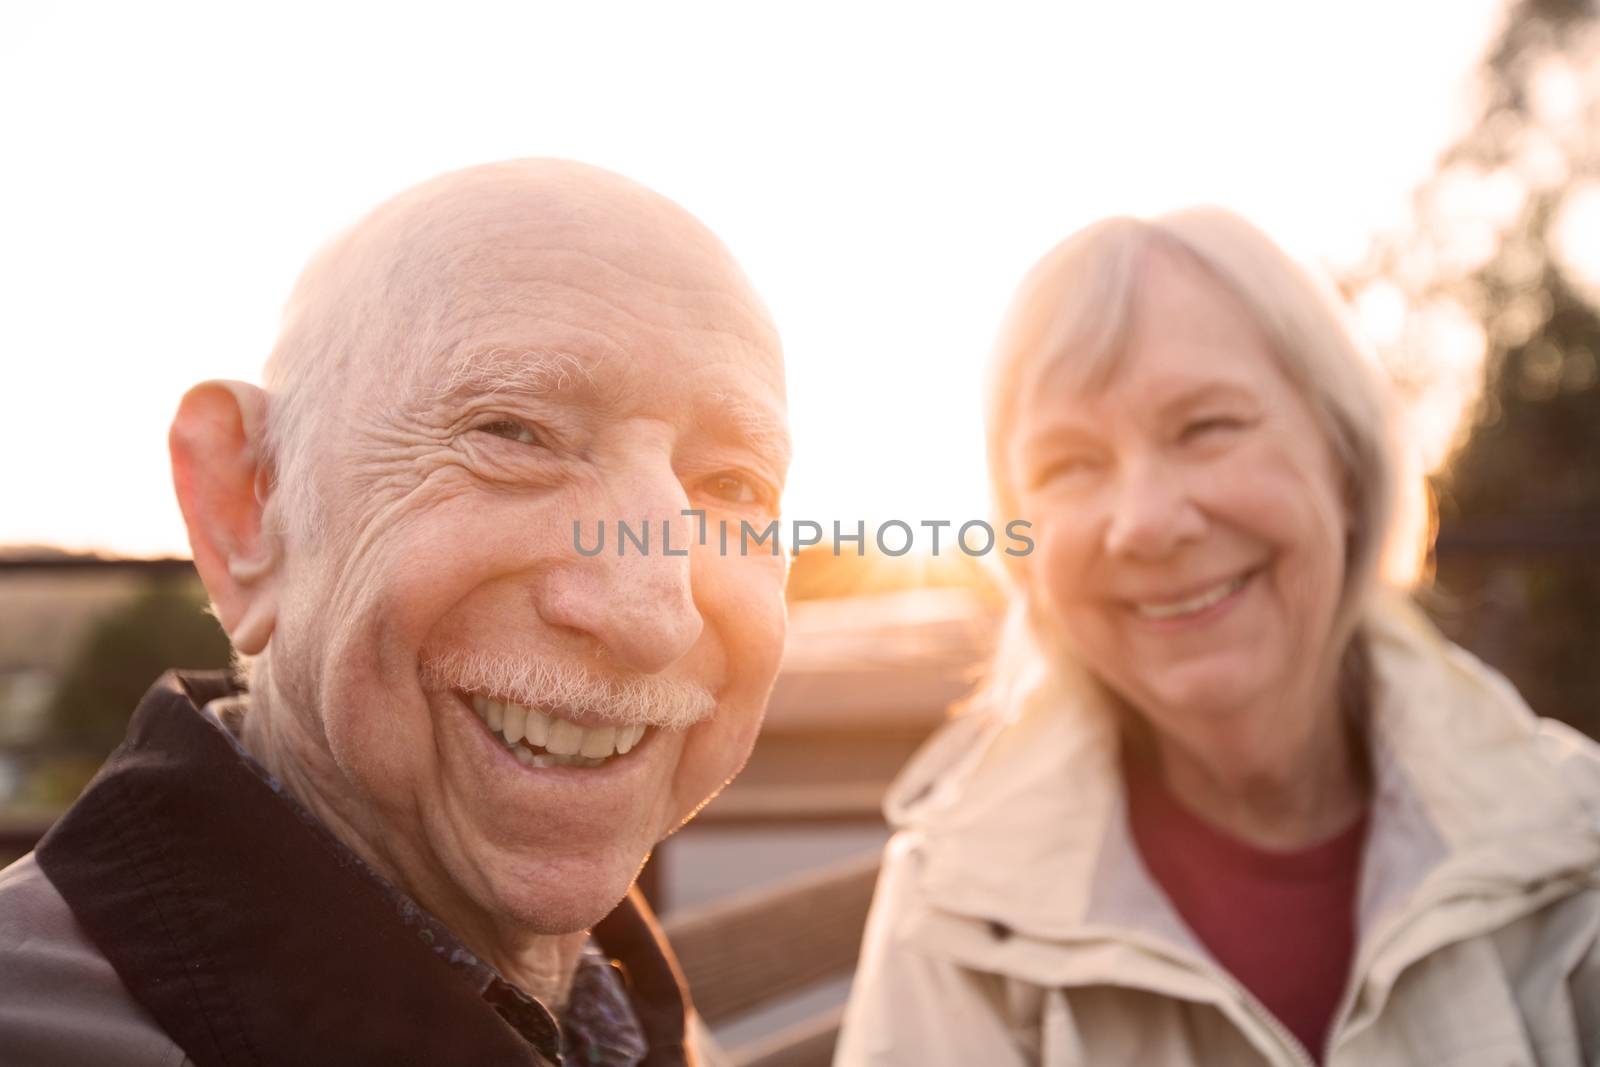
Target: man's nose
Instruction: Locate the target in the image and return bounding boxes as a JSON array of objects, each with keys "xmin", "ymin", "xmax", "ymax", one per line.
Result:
[
  {"xmin": 1102, "ymin": 456, "xmax": 1205, "ymax": 560},
  {"xmin": 541, "ymin": 477, "xmax": 704, "ymax": 674}
]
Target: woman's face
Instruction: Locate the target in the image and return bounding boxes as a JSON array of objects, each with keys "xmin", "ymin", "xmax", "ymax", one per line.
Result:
[{"xmin": 1011, "ymin": 246, "xmax": 1350, "ymax": 729}]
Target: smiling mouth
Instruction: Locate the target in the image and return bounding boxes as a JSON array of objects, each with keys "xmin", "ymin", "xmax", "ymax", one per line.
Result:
[
  {"xmin": 464, "ymin": 693, "xmax": 649, "ymax": 770},
  {"xmin": 1131, "ymin": 571, "xmax": 1253, "ymax": 621}
]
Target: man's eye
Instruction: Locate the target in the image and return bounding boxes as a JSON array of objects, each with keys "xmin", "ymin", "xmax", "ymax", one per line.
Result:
[
  {"xmin": 702, "ymin": 473, "xmax": 761, "ymax": 505},
  {"xmin": 473, "ymin": 418, "xmax": 539, "ymax": 446}
]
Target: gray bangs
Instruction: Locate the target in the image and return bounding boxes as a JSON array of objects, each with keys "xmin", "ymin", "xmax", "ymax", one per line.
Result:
[
  {"xmin": 1007, "ymin": 216, "xmax": 1155, "ymax": 404},
  {"xmin": 986, "ymin": 216, "xmax": 1161, "ymax": 527}
]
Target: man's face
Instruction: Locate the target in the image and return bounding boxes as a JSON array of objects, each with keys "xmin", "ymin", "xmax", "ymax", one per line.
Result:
[{"xmin": 270, "ymin": 225, "xmax": 790, "ymax": 936}]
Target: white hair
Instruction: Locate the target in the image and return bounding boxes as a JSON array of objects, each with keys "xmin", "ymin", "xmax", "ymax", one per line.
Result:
[
  {"xmin": 981, "ymin": 207, "xmax": 1422, "ymax": 716},
  {"xmin": 418, "ymin": 650, "xmax": 716, "ymax": 730}
]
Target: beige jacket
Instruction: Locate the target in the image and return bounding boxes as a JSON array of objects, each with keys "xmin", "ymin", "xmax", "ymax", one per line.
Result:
[{"xmin": 836, "ymin": 603, "xmax": 1600, "ymax": 1066}]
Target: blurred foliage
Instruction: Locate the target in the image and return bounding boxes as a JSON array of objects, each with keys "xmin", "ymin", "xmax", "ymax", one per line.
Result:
[
  {"xmin": 1346, "ymin": 0, "xmax": 1600, "ymax": 734},
  {"xmin": 11, "ymin": 753, "xmax": 109, "ymax": 809},
  {"xmin": 45, "ymin": 574, "xmax": 233, "ymax": 755}
]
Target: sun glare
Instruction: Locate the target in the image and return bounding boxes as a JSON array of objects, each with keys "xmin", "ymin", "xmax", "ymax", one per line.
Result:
[{"xmin": 1556, "ymin": 182, "xmax": 1600, "ymax": 302}]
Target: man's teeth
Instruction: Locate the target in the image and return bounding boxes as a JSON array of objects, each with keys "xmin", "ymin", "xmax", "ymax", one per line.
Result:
[
  {"xmin": 469, "ymin": 695, "xmax": 647, "ymax": 767},
  {"xmin": 1135, "ymin": 574, "xmax": 1248, "ymax": 620},
  {"xmin": 579, "ymin": 725, "xmax": 617, "ymax": 759}
]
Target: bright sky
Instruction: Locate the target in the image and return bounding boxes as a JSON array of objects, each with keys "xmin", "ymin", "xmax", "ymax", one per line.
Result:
[{"xmin": 1, "ymin": 0, "xmax": 1505, "ymax": 558}]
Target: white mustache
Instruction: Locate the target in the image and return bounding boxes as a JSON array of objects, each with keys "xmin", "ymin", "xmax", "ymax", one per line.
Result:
[{"xmin": 419, "ymin": 650, "xmax": 716, "ymax": 731}]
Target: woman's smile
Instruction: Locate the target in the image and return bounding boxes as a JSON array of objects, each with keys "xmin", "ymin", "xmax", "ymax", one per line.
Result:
[{"xmin": 1121, "ymin": 566, "xmax": 1259, "ymax": 624}]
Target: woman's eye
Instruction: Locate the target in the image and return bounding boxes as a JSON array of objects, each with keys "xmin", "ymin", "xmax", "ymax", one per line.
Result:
[
  {"xmin": 702, "ymin": 473, "xmax": 761, "ymax": 505},
  {"xmin": 1181, "ymin": 415, "xmax": 1245, "ymax": 442},
  {"xmin": 473, "ymin": 418, "xmax": 539, "ymax": 446},
  {"xmin": 1034, "ymin": 455, "xmax": 1096, "ymax": 487}
]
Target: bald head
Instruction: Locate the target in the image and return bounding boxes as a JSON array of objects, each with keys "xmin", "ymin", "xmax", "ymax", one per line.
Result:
[
  {"xmin": 262, "ymin": 159, "xmax": 779, "ymax": 541},
  {"xmin": 169, "ymin": 157, "xmax": 792, "ymax": 968}
]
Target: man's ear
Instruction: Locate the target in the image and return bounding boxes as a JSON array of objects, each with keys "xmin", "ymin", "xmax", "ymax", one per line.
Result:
[{"xmin": 169, "ymin": 381, "xmax": 280, "ymax": 654}]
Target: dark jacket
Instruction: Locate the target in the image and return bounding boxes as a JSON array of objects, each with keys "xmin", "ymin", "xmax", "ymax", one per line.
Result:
[{"xmin": 0, "ymin": 671, "xmax": 698, "ymax": 1067}]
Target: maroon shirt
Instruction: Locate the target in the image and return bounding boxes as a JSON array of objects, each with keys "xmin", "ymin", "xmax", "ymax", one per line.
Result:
[{"xmin": 1125, "ymin": 762, "xmax": 1367, "ymax": 1063}]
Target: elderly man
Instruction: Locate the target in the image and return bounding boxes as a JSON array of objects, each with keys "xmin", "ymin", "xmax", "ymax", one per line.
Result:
[{"xmin": 0, "ymin": 160, "xmax": 791, "ymax": 1066}]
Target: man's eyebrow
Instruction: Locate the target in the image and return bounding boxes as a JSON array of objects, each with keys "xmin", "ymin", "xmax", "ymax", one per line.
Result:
[
  {"xmin": 419, "ymin": 347, "xmax": 594, "ymax": 405},
  {"xmin": 705, "ymin": 390, "xmax": 792, "ymax": 472}
]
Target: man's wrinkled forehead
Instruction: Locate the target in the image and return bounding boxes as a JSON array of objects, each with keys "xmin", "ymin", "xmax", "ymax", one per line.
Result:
[
  {"xmin": 322, "ymin": 159, "xmax": 785, "ymax": 436},
  {"xmin": 411, "ymin": 227, "xmax": 782, "ymax": 390},
  {"xmin": 407, "ymin": 285, "xmax": 786, "ymax": 404}
]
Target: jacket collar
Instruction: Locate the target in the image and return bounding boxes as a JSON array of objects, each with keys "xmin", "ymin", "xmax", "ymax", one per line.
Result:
[
  {"xmin": 37, "ymin": 671, "xmax": 693, "ymax": 1067},
  {"xmin": 888, "ymin": 598, "xmax": 1600, "ymax": 952}
]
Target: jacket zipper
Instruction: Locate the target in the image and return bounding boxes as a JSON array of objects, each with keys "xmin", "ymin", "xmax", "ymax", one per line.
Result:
[
  {"xmin": 1196, "ymin": 873, "xmax": 1576, "ymax": 1066},
  {"xmin": 1187, "ymin": 957, "xmax": 1318, "ymax": 1067},
  {"xmin": 1073, "ymin": 934, "xmax": 1319, "ymax": 1067},
  {"xmin": 1235, "ymin": 988, "xmax": 1317, "ymax": 1067}
]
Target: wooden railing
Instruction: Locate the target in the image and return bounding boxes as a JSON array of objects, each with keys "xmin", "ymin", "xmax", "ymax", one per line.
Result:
[
  {"xmin": 634, "ymin": 590, "xmax": 991, "ymax": 1064},
  {"xmin": 663, "ymin": 853, "xmax": 881, "ymax": 1067}
]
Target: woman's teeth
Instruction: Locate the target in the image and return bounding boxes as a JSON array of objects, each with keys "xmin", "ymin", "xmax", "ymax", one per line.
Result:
[
  {"xmin": 469, "ymin": 694, "xmax": 647, "ymax": 769},
  {"xmin": 1134, "ymin": 573, "xmax": 1249, "ymax": 620}
]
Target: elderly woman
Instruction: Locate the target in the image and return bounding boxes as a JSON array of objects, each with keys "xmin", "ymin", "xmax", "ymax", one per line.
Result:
[{"xmin": 836, "ymin": 210, "xmax": 1600, "ymax": 1066}]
